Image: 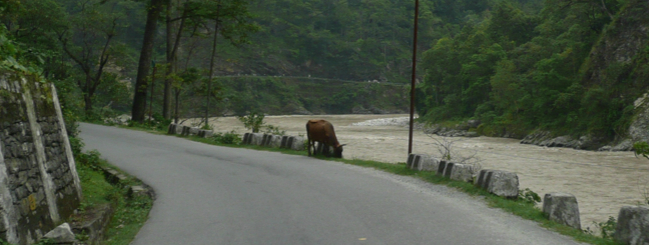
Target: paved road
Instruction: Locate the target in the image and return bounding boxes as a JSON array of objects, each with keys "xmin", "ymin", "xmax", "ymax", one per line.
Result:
[{"xmin": 79, "ymin": 123, "xmax": 583, "ymax": 245}]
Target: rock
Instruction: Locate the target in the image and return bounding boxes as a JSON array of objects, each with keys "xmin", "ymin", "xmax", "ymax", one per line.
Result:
[
  {"xmin": 614, "ymin": 205, "xmax": 649, "ymax": 245},
  {"xmin": 406, "ymin": 154, "xmax": 417, "ymax": 169},
  {"xmin": 197, "ymin": 130, "xmax": 214, "ymax": 138},
  {"xmin": 43, "ymin": 223, "xmax": 76, "ymax": 244},
  {"xmin": 250, "ymin": 133, "xmax": 264, "ymax": 146},
  {"xmin": 611, "ymin": 139, "xmax": 634, "ymax": 151},
  {"xmin": 167, "ymin": 124, "xmax": 177, "ymax": 135},
  {"xmin": 406, "ymin": 154, "xmax": 437, "ymax": 171},
  {"xmin": 542, "ymin": 193, "xmax": 581, "ymax": 230},
  {"xmin": 351, "ymin": 106, "xmax": 372, "ymax": 114},
  {"xmin": 443, "ymin": 162, "xmax": 455, "ymax": 178},
  {"xmin": 261, "ymin": 134, "xmax": 273, "ymax": 147},
  {"xmin": 280, "ymin": 136, "xmax": 292, "ymax": 149},
  {"xmin": 188, "ymin": 127, "xmax": 200, "ymax": 136},
  {"xmin": 449, "ymin": 163, "xmax": 473, "ymax": 183},
  {"xmin": 269, "ymin": 135, "xmax": 283, "ymax": 148},
  {"xmin": 466, "ymin": 120, "xmax": 481, "ymax": 128},
  {"xmin": 180, "ymin": 126, "xmax": 191, "ymax": 136},
  {"xmin": 465, "ymin": 131, "xmax": 479, "ymax": 137},
  {"xmin": 487, "ymin": 170, "xmax": 519, "ymax": 198},
  {"xmin": 437, "ymin": 160, "xmax": 448, "ymax": 176},
  {"xmin": 598, "ymin": 145, "xmax": 613, "ymax": 151},
  {"xmin": 475, "ymin": 170, "xmax": 519, "ymax": 198},
  {"xmin": 456, "ymin": 123, "xmax": 470, "ymax": 131},
  {"xmin": 284, "ymin": 103, "xmax": 312, "ymax": 115},
  {"xmin": 368, "ymin": 106, "xmax": 389, "ymax": 114},
  {"xmin": 291, "ymin": 136, "xmax": 305, "ymax": 151},
  {"xmin": 242, "ymin": 133, "xmax": 252, "ymax": 144}
]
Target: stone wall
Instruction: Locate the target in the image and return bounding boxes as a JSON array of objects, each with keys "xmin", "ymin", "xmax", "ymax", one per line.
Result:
[{"xmin": 0, "ymin": 73, "xmax": 81, "ymax": 245}]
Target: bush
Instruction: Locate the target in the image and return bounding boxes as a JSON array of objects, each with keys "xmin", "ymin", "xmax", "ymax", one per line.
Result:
[
  {"xmin": 237, "ymin": 112, "xmax": 265, "ymax": 133},
  {"xmin": 210, "ymin": 130, "xmax": 241, "ymax": 144}
]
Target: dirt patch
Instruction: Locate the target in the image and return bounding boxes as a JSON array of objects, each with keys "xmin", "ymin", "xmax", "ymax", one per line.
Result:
[{"xmin": 184, "ymin": 114, "xmax": 649, "ymax": 231}]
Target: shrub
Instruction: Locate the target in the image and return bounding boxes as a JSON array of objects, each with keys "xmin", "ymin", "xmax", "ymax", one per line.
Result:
[
  {"xmin": 237, "ymin": 112, "xmax": 265, "ymax": 133},
  {"xmin": 210, "ymin": 130, "xmax": 241, "ymax": 144}
]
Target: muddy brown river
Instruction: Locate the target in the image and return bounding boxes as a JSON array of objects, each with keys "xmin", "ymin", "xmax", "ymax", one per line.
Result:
[{"xmin": 183, "ymin": 114, "xmax": 649, "ymax": 232}]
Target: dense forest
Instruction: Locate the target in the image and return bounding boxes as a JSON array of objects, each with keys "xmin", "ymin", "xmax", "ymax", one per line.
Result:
[{"xmin": 2, "ymin": 0, "xmax": 649, "ymax": 144}]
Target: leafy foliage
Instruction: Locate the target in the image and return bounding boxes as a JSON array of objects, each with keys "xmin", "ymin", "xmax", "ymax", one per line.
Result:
[
  {"xmin": 237, "ymin": 111, "xmax": 265, "ymax": 133},
  {"xmin": 209, "ymin": 130, "xmax": 241, "ymax": 144},
  {"xmin": 416, "ymin": 0, "xmax": 643, "ymax": 142}
]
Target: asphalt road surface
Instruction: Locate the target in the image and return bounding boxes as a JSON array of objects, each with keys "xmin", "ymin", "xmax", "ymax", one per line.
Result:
[{"xmin": 79, "ymin": 123, "xmax": 584, "ymax": 245}]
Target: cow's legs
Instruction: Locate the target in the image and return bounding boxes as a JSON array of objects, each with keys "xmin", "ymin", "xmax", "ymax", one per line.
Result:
[{"xmin": 307, "ymin": 140, "xmax": 313, "ymax": 156}]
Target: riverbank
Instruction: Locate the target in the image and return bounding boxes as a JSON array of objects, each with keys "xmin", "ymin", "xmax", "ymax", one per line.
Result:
[{"xmin": 182, "ymin": 114, "xmax": 649, "ymax": 232}]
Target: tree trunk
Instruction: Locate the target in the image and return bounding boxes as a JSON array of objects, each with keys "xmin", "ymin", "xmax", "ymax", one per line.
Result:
[
  {"xmin": 84, "ymin": 74, "xmax": 93, "ymax": 114},
  {"xmin": 163, "ymin": 0, "xmax": 173, "ymax": 119},
  {"xmin": 131, "ymin": 0, "xmax": 165, "ymax": 123},
  {"xmin": 174, "ymin": 89, "xmax": 180, "ymax": 124},
  {"xmin": 205, "ymin": 1, "xmax": 222, "ymax": 126},
  {"xmin": 84, "ymin": 94, "xmax": 92, "ymax": 114}
]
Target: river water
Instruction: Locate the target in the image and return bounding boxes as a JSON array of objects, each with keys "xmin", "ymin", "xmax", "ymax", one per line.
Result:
[{"xmin": 187, "ymin": 114, "xmax": 649, "ymax": 231}]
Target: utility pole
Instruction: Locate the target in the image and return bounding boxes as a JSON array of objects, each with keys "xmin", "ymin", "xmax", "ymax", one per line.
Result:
[{"xmin": 408, "ymin": 0, "xmax": 420, "ymax": 155}]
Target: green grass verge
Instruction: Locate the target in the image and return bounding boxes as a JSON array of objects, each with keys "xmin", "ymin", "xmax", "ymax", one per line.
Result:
[
  {"xmin": 111, "ymin": 124, "xmax": 621, "ymax": 245},
  {"xmin": 75, "ymin": 150, "xmax": 153, "ymax": 245}
]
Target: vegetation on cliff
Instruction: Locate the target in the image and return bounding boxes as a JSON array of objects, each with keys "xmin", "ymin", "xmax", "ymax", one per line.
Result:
[{"xmin": 416, "ymin": 0, "xmax": 649, "ymax": 143}]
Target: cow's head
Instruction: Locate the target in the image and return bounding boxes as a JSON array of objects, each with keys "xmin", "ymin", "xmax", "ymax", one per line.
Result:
[{"xmin": 333, "ymin": 144, "xmax": 346, "ymax": 158}]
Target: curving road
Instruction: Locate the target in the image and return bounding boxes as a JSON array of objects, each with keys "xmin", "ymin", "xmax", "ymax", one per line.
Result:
[{"xmin": 79, "ymin": 123, "xmax": 583, "ymax": 245}]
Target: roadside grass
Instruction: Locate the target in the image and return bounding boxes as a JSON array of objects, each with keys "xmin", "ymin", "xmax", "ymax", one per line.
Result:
[
  {"xmin": 109, "ymin": 123, "xmax": 620, "ymax": 245},
  {"xmin": 75, "ymin": 150, "xmax": 153, "ymax": 245}
]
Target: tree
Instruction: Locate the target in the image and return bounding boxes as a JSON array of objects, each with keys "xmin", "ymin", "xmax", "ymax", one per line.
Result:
[
  {"xmin": 132, "ymin": 0, "xmax": 165, "ymax": 122},
  {"xmin": 56, "ymin": 0, "xmax": 127, "ymax": 114}
]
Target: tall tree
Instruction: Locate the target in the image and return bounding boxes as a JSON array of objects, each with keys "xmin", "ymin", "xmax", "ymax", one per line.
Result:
[
  {"xmin": 132, "ymin": 0, "xmax": 165, "ymax": 122},
  {"xmin": 56, "ymin": 0, "xmax": 125, "ymax": 113}
]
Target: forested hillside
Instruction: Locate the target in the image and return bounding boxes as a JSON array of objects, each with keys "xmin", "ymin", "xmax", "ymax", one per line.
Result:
[
  {"xmin": 2, "ymin": 0, "xmax": 648, "ymax": 146},
  {"xmin": 416, "ymin": 0, "xmax": 649, "ymax": 146}
]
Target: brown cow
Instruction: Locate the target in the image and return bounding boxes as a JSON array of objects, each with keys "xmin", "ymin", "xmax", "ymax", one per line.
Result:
[{"xmin": 306, "ymin": 119, "xmax": 345, "ymax": 158}]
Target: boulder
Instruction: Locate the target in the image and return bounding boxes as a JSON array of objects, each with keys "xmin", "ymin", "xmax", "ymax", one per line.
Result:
[
  {"xmin": 486, "ymin": 170, "xmax": 519, "ymax": 198},
  {"xmin": 189, "ymin": 127, "xmax": 200, "ymax": 136},
  {"xmin": 167, "ymin": 124, "xmax": 177, "ymax": 135},
  {"xmin": 437, "ymin": 160, "xmax": 448, "ymax": 176},
  {"xmin": 475, "ymin": 169, "xmax": 519, "ymax": 198},
  {"xmin": 614, "ymin": 205, "xmax": 649, "ymax": 245},
  {"xmin": 197, "ymin": 130, "xmax": 214, "ymax": 138},
  {"xmin": 351, "ymin": 105, "xmax": 372, "ymax": 114},
  {"xmin": 542, "ymin": 193, "xmax": 581, "ymax": 230},
  {"xmin": 174, "ymin": 125, "xmax": 183, "ymax": 135},
  {"xmin": 443, "ymin": 162, "xmax": 455, "ymax": 178},
  {"xmin": 242, "ymin": 133, "xmax": 252, "ymax": 144},
  {"xmin": 291, "ymin": 136, "xmax": 305, "ymax": 151},
  {"xmin": 406, "ymin": 154, "xmax": 417, "ymax": 169},
  {"xmin": 280, "ymin": 136, "xmax": 292, "ymax": 149},
  {"xmin": 466, "ymin": 120, "xmax": 481, "ymax": 128},
  {"xmin": 269, "ymin": 135, "xmax": 283, "ymax": 148},
  {"xmin": 449, "ymin": 163, "xmax": 473, "ymax": 183},
  {"xmin": 180, "ymin": 126, "xmax": 191, "ymax": 136},
  {"xmin": 43, "ymin": 223, "xmax": 76, "ymax": 244},
  {"xmin": 250, "ymin": 133, "xmax": 264, "ymax": 146},
  {"xmin": 419, "ymin": 156, "xmax": 440, "ymax": 171},
  {"xmin": 407, "ymin": 154, "xmax": 430, "ymax": 170}
]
